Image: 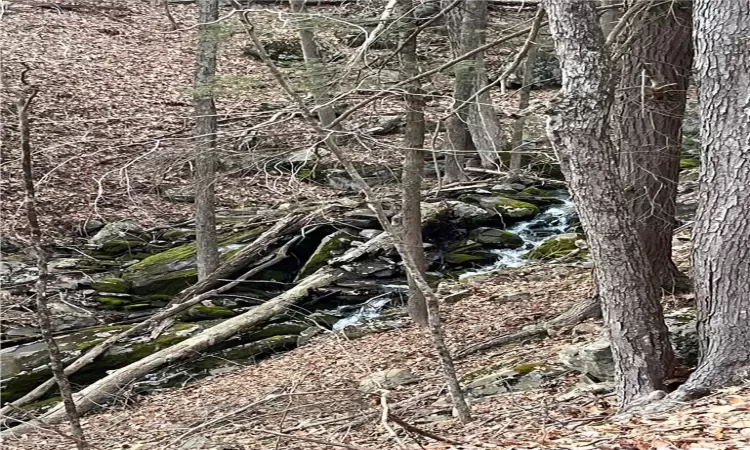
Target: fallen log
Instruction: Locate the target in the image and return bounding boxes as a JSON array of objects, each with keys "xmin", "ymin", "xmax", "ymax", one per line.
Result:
[
  {"xmin": 0, "ymin": 238, "xmax": 298, "ymax": 418},
  {"xmin": 2, "ymin": 268, "xmax": 345, "ymax": 437}
]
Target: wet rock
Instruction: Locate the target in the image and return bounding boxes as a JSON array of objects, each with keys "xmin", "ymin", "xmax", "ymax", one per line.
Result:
[
  {"xmin": 297, "ymin": 327, "xmax": 323, "ymax": 347},
  {"xmin": 477, "ymin": 196, "xmax": 540, "ymax": 219},
  {"xmin": 421, "ymin": 200, "xmax": 493, "ymax": 227},
  {"xmin": 359, "ymin": 368, "xmax": 417, "ymax": 393},
  {"xmin": 1, "ymin": 237, "xmax": 21, "ymax": 254},
  {"xmin": 525, "ymin": 233, "xmax": 582, "ymax": 260},
  {"xmin": 468, "ymin": 227, "xmax": 524, "ymax": 248},
  {"xmin": 444, "ymin": 242, "xmax": 497, "ymax": 266},
  {"xmin": 504, "ymin": 187, "xmax": 566, "ymax": 207}
]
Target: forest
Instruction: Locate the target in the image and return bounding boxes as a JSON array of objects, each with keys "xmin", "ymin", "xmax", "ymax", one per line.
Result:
[{"xmin": 1, "ymin": 0, "xmax": 749, "ymax": 448}]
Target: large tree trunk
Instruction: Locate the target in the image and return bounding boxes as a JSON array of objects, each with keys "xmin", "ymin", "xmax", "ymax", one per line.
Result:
[
  {"xmin": 675, "ymin": 0, "xmax": 750, "ymax": 398},
  {"xmin": 542, "ymin": 0, "xmax": 675, "ymax": 409},
  {"xmin": 615, "ymin": 0, "xmax": 693, "ymax": 292},
  {"xmin": 398, "ymin": 0, "xmax": 428, "ymax": 326},
  {"xmin": 194, "ymin": 0, "xmax": 220, "ymax": 279},
  {"xmin": 290, "ymin": 0, "xmax": 338, "ymax": 129}
]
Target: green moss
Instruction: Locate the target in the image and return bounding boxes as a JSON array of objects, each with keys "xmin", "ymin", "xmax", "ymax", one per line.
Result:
[
  {"xmin": 512, "ymin": 362, "xmax": 552, "ymax": 375},
  {"xmin": 680, "ymin": 158, "xmax": 699, "ymax": 169},
  {"xmin": 123, "ymin": 303, "xmax": 153, "ymax": 310},
  {"xmin": 161, "ymin": 229, "xmax": 196, "ymax": 240},
  {"xmin": 525, "ymin": 234, "xmax": 580, "ymax": 260},
  {"xmin": 96, "ymin": 296, "xmax": 131, "ymax": 308},
  {"xmin": 296, "ymin": 231, "xmax": 352, "ymax": 279},
  {"xmin": 123, "ymin": 226, "xmax": 267, "ymax": 295},
  {"xmin": 93, "ymin": 277, "xmax": 129, "ymax": 293},
  {"xmin": 187, "ymin": 305, "xmax": 235, "ymax": 319},
  {"xmin": 468, "ymin": 228, "xmax": 524, "ymax": 248},
  {"xmin": 445, "ymin": 252, "xmax": 487, "ymax": 265},
  {"xmin": 493, "ymin": 197, "xmax": 540, "ymax": 216}
]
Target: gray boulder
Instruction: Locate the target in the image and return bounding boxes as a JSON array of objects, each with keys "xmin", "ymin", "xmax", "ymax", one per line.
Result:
[
  {"xmin": 359, "ymin": 368, "xmax": 417, "ymax": 393},
  {"xmin": 558, "ymin": 308, "xmax": 699, "ymax": 381}
]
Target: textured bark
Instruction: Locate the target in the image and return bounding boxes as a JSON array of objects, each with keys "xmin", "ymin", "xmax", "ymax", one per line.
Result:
[
  {"xmin": 399, "ymin": 0, "xmax": 428, "ymax": 326},
  {"xmin": 19, "ymin": 86, "xmax": 89, "ymax": 449},
  {"xmin": 194, "ymin": 0, "xmax": 220, "ymax": 280},
  {"xmin": 675, "ymin": 0, "xmax": 750, "ymax": 398},
  {"xmin": 616, "ymin": 0, "xmax": 693, "ymax": 292},
  {"xmin": 543, "ymin": 0, "xmax": 675, "ymax": 409},
  {"xmin": 290, "ymin": 0, "xmax": 338, "ymax": 129}
]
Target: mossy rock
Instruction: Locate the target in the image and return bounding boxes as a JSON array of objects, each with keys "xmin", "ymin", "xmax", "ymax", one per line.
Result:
[
  {"xmin": 477, "ymin": 196, "xmax": 540, "ymax": 219},
  {"xmin": 444, "ymin": 245, "xmax": 496, "ymax": 266},
  {"xmin": 93, "ymin": 277, "xmax": 129, "ymax": 294},
  {"xmin": 1, "ymin": 323, "xmax": 201, "ymax": 403},
  {"xmin": 468, "ymin": 227, "xmax": 524, "ymax": 248},
  {"xmin": 96, "ymin": 296, "xmax": 131, "ymax": 309},
  {"xmin": 123, "ymin": 226, "xmax": 267, "ymax": 296},
  {"xmin": 100, "ymin": 239, "xmax": 146, "ymax": 255},
  {"xmin": 503, "ymin": 188, "xmax": 566, "ymax": 207},
  {"xmin": 525, "ymin": 233, "xmax": 581, "ymax": 260},
  {"xmin": 186, "ymin": 305, "xmax": 235, "ymax": 320},
  {"xmin": 296, "ymin": 230, "xmax": 353, "ymax": 280}
]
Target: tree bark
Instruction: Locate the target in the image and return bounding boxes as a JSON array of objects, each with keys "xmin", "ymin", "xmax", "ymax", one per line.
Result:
[
  {"xmin": 398, "ymin": 0, "xmax": 429, "ymax": 326},
  {"xmin": 194, "ymin": 0, "xmax": 220, "ymax": 280},
  {"xmin": 18, "ymin": 85, "xmax": 89, "ymax": 449},
  {"xmin": 290, "ymin": 0, "xmax": 338, "ymax": 129},
  {"xmin": 615, "ymin": 0, "xmax": 693, "ymax": 292},
  {"xmin": 462, "ymin": 0, "xmax": 505, "ymax": 169},
  {"xmin": 675, "ymin": 0, "xmax": 750, "ymax": 398},
  {"xmin": 509, "ymin": 43, "xmax": 538, "ymax": 170},
  {"xmin": 542, "ymin": 0, "xmax": 675, "ymax": 409}
]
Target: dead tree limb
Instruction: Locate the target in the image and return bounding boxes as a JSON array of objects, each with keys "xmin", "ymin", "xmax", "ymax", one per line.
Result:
[
  {"xmin": 455, "ymin": 295, "xmax": 601, "ymax": 359},
  {"xmin": 18, "ymin": 76, "xmax": 90, "ymax": 450}
]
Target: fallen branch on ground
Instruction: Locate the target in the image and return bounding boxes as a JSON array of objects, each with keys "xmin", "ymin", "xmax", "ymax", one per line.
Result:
[{"xmin": 455, "ymin": 294, "xmax": 601, "ymax": 359}]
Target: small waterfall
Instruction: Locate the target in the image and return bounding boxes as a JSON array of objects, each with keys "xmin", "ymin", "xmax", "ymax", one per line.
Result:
[{"xmin": 460, "ymin": 198, "xmax": 577, "ymax": 279}]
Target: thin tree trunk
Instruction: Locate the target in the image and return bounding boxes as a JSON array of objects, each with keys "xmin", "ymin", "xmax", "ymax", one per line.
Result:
[
  {"xmin": 194, "ymin": 0, "xmax": 220, "ymax": 280},
  {"xmin": 398, "ymin": 0, "xmax": 428, "ymax": 326},
  {"xmin": 463, "ymin": 0, "xmax": 505, "ymax": 169},
  {"xmin": 290, "ymin": 0, "xmax": 338, "ymax": 129},
  {"xmin": 241, "ymin": 20, "xmax": 472, "ymax": 422},
  {"xmin": 615, "ymin": 0, "xmax": 693, "ymax": 293},
  {"xmin": 675, "ymin": 0, "xmax": 750, "ymax": 399},
  {"xmin": 18, "ymin": 83, "xmax": 89, "ymax": 450},
  {"xmin": 509, "ymin": 43, "xmax": 538, "ymax": 170},
  {"xmin": 542, "ymin": 0, "xmax": 675, "ymax": 409}
]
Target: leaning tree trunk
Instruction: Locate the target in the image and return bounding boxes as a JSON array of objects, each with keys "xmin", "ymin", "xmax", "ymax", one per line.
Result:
[
  {"xmin": 675, "ymin": 0, "xmax": 750, "ymax": 399},
  {"xmin": 615, "ymin": 0, "xmax": 693, "ymax": 293},
  {"xmin": 542, "ymin": 0, "xmax": 675, "ymax": 409},
  {"xmin": 290, "ymin": 0, "xmax": 338, "ymax": 129},
  {"xmin": 398, "ymin": 0, "xmax": 429, "ymax": 326},
  {"xmin": 18, "ymin": 85, "xmax": 89, "ymax": 449},
  {"xmin": 194, "ymin": 0, "xmax": 220, "ymax": 279}
]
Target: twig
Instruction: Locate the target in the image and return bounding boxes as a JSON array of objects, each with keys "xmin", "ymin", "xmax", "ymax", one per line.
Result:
[
  {"xmin": 380, "ymin": 391, "xmax": 408, "ymax": 450},
  {"xmin": 388, "ymin": 413, "xmax": 466, "ymax": 445},
  {"xmin": 255, "ymin": 428, "xmax": 374, "ymax": 450}
]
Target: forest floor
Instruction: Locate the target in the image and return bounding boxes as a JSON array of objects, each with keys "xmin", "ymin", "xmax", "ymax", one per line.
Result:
[{"xmin": 4, "ymin": 258, "xmax": 750, "ymax": 450}]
